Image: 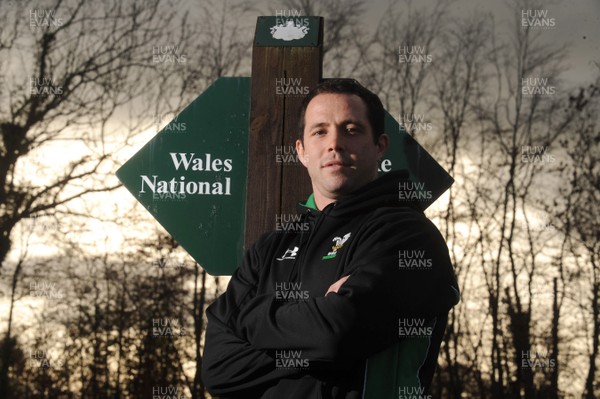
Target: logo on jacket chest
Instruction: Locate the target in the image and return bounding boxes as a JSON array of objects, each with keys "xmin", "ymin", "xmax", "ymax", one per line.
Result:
[
  {"xmin": 276, "ymin": 246, "xmax": 299, "ymax": 261},
  {"xmin": 322, "ymin": 232, "xmax": 351, "ymax": 260}
]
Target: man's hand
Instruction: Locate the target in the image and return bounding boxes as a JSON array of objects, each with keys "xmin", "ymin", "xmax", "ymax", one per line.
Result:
[{"xmin": 325, "ymin": 275, "xmax": 350, "ymax": 296}]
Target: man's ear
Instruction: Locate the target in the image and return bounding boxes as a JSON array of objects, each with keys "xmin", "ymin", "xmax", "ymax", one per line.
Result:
[
  {"xmin": 296, "ymin": 139, "xmax": 309, "ymax": 167},
  {"xmin": 376, "ymin": 133, "xmax": 389, "ymax": 159}
]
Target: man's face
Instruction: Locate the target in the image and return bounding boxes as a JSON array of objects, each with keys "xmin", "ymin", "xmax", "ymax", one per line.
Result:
[{"xmin": 296, "ymin": 93, "xmax": 388, "ymax": 204}]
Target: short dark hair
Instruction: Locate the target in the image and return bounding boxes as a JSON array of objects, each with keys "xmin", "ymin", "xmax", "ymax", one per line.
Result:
[{"xmin": 298, "ymin": 78, "xmax": 385, "ymax": 143}]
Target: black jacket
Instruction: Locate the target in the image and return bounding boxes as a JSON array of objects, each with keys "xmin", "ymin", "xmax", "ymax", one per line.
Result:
[{"xmin": 202, "ymin": 170, "xmax": 460, "ymax": 398}]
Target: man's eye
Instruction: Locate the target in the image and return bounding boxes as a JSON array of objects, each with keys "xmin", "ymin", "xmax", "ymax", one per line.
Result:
[
  {"xmin": 346, "ymin": 127, "xmax": 358, "ymax": 134},
  {"xmin": 313, "ymin": 130, "xmax": 325, "ymax": 136}
]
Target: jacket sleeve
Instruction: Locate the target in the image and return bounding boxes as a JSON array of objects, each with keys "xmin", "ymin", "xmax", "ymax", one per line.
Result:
[
  {"xmin": 235, "ymin": 210, "xmax": 460, "ymax": 362},
  {"xmin": 202, "ymin": 234, "xmax": 304, "ymax": 395}
]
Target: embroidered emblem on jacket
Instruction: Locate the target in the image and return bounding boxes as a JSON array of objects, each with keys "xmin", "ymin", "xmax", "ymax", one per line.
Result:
[{"xmin": 322, "ymin": 233, "xmax": 351, "ymax": 260}]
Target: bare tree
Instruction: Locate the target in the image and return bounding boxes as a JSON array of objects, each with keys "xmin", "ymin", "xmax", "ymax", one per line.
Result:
[
  {"xmin": 0, "ymin": 0, "xmax": 182, "ymax": 270},
  {"xmin": 429, "ymin": 11, "xmax": 492, "ymax": 398},
  {"xmin": 464, "ymin": 0, "xmax": 587, "ymax": 396},
  {"xmin": 0, "ymin": 0, "xmax": 196, "ymax": 394},
  {"xmin": 555, "ymin": 79, "xmax": 600, "ymax": 399}
]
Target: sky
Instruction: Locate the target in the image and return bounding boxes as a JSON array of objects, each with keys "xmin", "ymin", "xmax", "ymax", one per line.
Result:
[
  {"xmin": 283, "ymin": 0, "xmax": 600, "ymax": 86},
  {"xmin": 5, "ymin": 0, "xmax": 599, "ymax": 266}
]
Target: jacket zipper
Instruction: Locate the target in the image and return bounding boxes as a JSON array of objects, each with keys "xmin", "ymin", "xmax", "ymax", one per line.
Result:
[{"xmin": 290, "ymin": 204, "xmax": 334, "ymax": 282}]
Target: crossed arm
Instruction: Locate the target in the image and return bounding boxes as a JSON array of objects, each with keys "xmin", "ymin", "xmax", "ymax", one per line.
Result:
[{"xmin": 202, "ymin": 258, "xmax": 351, "ymax": 395}]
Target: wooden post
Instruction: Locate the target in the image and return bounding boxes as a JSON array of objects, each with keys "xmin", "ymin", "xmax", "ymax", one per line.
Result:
[{"xmin": 244, "ymin": 16, "xmax": 324, "ymax": 249}]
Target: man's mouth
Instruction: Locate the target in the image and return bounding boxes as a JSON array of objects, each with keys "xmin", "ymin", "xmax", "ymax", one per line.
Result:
[{"xmin": 323, "ymin": 160, "xmax": 352, "ymax": 170}]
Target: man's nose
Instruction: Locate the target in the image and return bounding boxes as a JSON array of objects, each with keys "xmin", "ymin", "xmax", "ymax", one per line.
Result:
[{"xmin": 327, "ymin": 129, "xmax": 346, "ymax": 152}]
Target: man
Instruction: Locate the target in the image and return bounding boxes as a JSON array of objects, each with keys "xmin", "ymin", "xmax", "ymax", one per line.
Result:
[{"xmin": 202, "ymin": 79, "xmax": 459, "ymax": 398}]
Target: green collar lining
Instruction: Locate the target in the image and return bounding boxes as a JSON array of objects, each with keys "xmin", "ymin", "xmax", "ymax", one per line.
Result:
[{"xmin": 304, "ymin": 193, "xmax": 318, "ymax": 210}]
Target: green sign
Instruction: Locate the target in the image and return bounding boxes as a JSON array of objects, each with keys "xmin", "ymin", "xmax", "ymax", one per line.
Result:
[
  {"xmin": 380, "ymin": 111, "xmax": 454, "ymax": 210},
  {"xmin": 255, "ymin": 16, "xmax": 321, "ymax": 47},
  {"xmin": 116, "ymin": 77, "xmax": 250, "ymax": 276}
]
